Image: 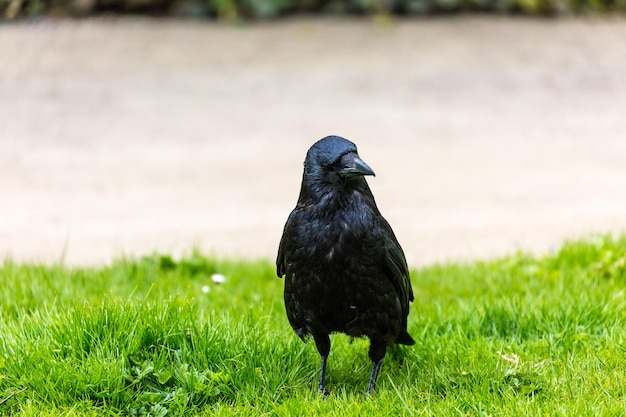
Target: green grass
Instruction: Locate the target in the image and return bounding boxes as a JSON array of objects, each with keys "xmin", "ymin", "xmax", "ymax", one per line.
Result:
[{"xmin": 2, "ymin": 235, "xmax": 626, "ymax": 416}]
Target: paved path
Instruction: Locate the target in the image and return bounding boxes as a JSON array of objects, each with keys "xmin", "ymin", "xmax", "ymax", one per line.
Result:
[{"xmin": 2, "ymin": 17, "xmax": 626, "ymax": 267}]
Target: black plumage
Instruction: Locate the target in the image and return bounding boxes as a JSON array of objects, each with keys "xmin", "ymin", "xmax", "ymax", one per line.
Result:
[{"xmin": 276, "ymin": 135, "xmax": 414, "ymax": 396}]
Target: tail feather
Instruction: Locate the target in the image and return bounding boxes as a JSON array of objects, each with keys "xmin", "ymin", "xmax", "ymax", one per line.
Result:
[{"xmin": 396, "ymin": 330, "xmax": 415, "ymax": 346}]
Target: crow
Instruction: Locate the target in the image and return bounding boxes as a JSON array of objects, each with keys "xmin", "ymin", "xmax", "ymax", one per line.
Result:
[{"xmin": 276, "ymin": 135, "xmax": 414, "ymax": 396}]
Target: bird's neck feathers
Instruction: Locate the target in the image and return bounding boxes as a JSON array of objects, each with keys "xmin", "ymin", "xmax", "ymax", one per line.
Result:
[{"xmin": 297, "ymin": 171, "xmax": 376, "ymax": 208}]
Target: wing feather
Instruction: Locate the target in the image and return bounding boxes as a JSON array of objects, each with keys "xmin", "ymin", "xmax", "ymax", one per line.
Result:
[
  {"xmin": 276, "ymin": 209, "xmax": 297, "ymax": 278},
  {"xmin": 379, "ymin": 217, "xmax": 414, "ymax": 311}
]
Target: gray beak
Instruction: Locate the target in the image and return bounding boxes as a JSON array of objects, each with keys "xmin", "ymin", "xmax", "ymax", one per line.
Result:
[{"xmin": 341, "ymin": 156, "xmax": 376, "ymax": 178}]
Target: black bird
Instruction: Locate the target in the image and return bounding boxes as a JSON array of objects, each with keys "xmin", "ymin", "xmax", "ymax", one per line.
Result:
[{"xmin": 276, "ymin": 135, "xmax": 414, "ymax": 396}]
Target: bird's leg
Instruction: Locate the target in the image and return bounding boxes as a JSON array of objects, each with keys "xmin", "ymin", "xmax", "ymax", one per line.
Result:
[
  {"xmin": 365, "ymin": 358, "xmax": 384, "ymax": 396},
  {"xmin": 366, "ymin": 340, "xmax": 387, "ymax": 397},
  {"xmin": 313, "ymin": 334, "xmax": 331, "ymax": 396},
  {"xmin": 318, "ymin": 354, "xmax": 329, "ymax": 396}
]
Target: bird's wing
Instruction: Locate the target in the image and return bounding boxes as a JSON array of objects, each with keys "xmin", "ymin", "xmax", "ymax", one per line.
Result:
[
  {"xmin": 276, "ymin": 230, "xmax": 287, "ymax": 278},
  {"xmin": 276, "ymin": 209, "xmax": 297, "ymax": 278},
  {"xmin": 380, "ymin": 218, "xmax": 414, "ymax": 307}
]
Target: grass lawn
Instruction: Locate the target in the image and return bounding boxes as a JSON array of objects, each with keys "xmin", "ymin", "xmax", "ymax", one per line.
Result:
[{"xmin": 1, "ymin": 235, "xmax": 626, "ymax": 416}]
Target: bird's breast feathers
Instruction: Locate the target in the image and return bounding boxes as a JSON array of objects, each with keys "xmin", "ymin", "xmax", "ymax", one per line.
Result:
[{"xmin": 293, "ymin": 205, "xmax": 376, "ymax": 261}]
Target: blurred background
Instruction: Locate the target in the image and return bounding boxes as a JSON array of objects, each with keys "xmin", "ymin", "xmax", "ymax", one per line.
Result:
[{"xmin": 1, "ymin": 12, "xmax": 626, "ymax": 267}]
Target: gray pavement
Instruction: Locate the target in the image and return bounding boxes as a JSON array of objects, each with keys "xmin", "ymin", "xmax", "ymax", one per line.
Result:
[{"xmin": 1, "ymin": 17, "xmax": 626, "ymax": 267}]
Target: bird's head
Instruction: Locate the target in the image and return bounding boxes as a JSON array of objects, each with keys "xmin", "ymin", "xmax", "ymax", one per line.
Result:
[{"xmin": 300, "ymin": 136, "xmax": 375, "ymax": 199}]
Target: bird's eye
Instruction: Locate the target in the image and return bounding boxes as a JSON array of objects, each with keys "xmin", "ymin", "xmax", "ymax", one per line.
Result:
[
  {"xmin": 326, "ymin": 162, "xmax": 342, "ymax": 173},
  {"xmin": 320, "ymin": 161, "xmax": 335, "ymax": 171}
]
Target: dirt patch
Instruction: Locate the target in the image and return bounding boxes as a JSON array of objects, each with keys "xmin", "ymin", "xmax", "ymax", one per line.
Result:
[{"xmin": 2, "ymin": 17, "xmax": 626, "ymax": 267}]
